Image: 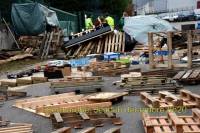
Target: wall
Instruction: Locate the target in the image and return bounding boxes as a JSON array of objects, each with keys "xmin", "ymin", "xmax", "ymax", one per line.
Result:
[{"xmin": 167, "ymin": 0, "xmax": 197, "ymax": 11}]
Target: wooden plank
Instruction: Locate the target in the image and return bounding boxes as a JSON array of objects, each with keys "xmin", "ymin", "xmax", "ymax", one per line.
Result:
[
  {"xmin": 108, "ymin": 34, "xmax": 113, "ymax": 52},
  {"xmin": 96, "ymin": 39, "xmax": 102, "ymax": 54},
  {"xmin": 173, "ymin": 71, "xmax": 186, "ymax": 80},
  {"xmin": 51, "ymin": 127, "xmax": 71, "ymax": 133},
  {"xmin": 121, "ymin": 32, "xmax": 125, "ymax": 52},
  {"xmin": 167, "ymin": 32, "xmax": 173, "ymax": 69},
  {"xmin": 104, "ymin": 127, "xmax": 120, "ymax": 133},
  {"xmin": 148, "ymin": 33, "xmax": 154, "ymax": 69},
  {"xmin": 187, "ymin": 30, "xmax": 193, "ymax": 69},
  {"xmin": 36, "ymin": 102, "xmax": 112, "ymax": 114},
  {"xmin": 54, "ymin": 113, "xmax": 64, "ymax": 123},
  {"xmin": 182, "ymin": 70, "xmax": 193, "ymax": 79},
  {"xmin": 188, "ymin": 69, "xmax": 200, "ymax": 79},
  {"xmin": 118, "ymin": 33, "xmax": 122, "ymax": 52},
  {"xmin": 77, "ymin": 127, "xmax": 95, "ymax": 133},
  {"xmin": 111, "ymin": 33, "xmax": 116, "ymax": 52},
  {"xmin": 114, "ymin": 33, "xmax": 119, "ymax": 52},
  {"xmin": 79, "ymin": 112, "xmax": 90, "ymax": 120},
  {"xmin": 104, "ymin": 34, "xmax": 109, "ymax": 53}
]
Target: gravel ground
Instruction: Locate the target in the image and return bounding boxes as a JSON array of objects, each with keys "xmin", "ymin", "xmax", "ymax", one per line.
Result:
[{"xmin": 0, "ymin": 65, "xmax": 199, "ymax": 133}]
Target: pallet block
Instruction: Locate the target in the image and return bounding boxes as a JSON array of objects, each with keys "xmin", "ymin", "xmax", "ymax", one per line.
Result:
[
  {"xmin": 16, "ymin": 77, "xmax": 33, "ymax": 86},
  {"xmin": 140, "ymin": 92, "xmax": 160, "ymax": 108}
]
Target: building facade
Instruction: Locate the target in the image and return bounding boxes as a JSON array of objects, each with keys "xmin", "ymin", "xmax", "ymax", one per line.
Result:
[{"xmin": 134, "ymin": 0, "xmax": 199, "ymax": 15}]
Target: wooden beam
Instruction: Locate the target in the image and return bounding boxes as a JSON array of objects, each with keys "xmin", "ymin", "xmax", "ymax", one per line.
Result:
[
  {"xmin": 187, "ymin": 30, "xmax": 193, "ymax": 69},
  {"xmin": 148, "ymin": 32, "xmax": 154, "ymax": 69},
  {"xmin": 167, "ymin": 32, "xmax": 173, "ymax": 69}
]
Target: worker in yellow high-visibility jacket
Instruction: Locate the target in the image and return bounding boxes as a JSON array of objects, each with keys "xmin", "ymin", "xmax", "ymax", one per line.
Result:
[
  {"xmin": 85, "ymin": 14, "xmax": 94, "ymax": 30},
  {"xmin": 105, "ymin": 14, "xmax": 115, "ymax": 29}
]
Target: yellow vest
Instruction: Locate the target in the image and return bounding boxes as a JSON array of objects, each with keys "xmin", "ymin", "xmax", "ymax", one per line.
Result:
[
  {"xmin": 105, "ymin": 16, "xmax": 114, "ymax": 29},
  {"xmin": 85, "ymin": 18, "xmax": 93, "ymax": 29}
]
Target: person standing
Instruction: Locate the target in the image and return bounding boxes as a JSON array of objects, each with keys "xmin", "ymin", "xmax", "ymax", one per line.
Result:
[
  {"xmin": 105, "ymin": 13, "xmax": 115, "ymax": 29},
  {"xmin": 85, "ymin": 14, "xmax": 94, "ymax": 30},
  {"xmin": 119, "ymin": 12, "xmax": 128, "ymax": 31}
]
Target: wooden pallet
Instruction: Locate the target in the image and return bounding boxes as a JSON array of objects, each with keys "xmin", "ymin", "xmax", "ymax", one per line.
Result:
[
  {"xmin": 51, "ymin": 111, "xmax": 122, "ymax": 129},
  {"xmin": 0, "ymin": 122, "xmax": 33, "ymax": 133},
  {"xmin": 14, "ymin": 92, "xmax": 112, "ymax": 117},
  {"xmin": 125, "ymin": 83, "xmax": 182, "ymax": 95},
  {"xmin": 142, "ymin": 108, "xmax": 200, "ymax": 133},
  {"xmin": 65, "ymin": 32, "xmax": 125, "ymax": 58},
  {"xmin": 140, "ymin": 90, "xmax": 200, "ymax": 108},
  {"xmin": 173, "ymin": 69, "xmax": 200, "ymax": 84}
]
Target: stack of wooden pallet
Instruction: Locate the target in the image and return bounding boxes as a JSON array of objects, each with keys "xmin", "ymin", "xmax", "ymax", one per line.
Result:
[
  {"xmin": 140, "ymin": 90, "xmax": 200, "ymax": 108},
  {"xmin": 50, "ymin": 76, "xmax": 104, "ymax": 94},
  {"xmin": 51, "ymin": 111, "xmax": 122, "ymax": 129},
  {"xmin": 65, "ymin": 32, "xmax": 125, "ymax": 58},
  {"xmin": 0, "ymin": 73, "xmax": 48, "ymax": 87},
  {"xmin": 142, "ymin": 108, "xmax": 200, "ymax": 133},
  {"xmin": 84, "ymin": 61, "xmax": 130, "ymax": 76},
  {"xmin": 173, "ymin": 69, "xmax": 200, "ymax": 84},
  {"xmin": 0, "ymin": 120, "xmax": 33, "ymax": 133},
  {"xmin": 114, "ymin": 73, "xmax": 182, "ymax": 95}
]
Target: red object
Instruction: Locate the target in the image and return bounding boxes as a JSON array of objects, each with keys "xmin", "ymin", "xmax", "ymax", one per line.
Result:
[{"xmin": 197, "ymin": 1, "xmax": 200, "ymax": 9}]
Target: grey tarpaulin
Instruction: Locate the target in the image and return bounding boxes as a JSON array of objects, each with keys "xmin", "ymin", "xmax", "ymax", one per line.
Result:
[
  {"xmin": 123, "ymin": 15, "xmax": 175, "ymax": 45},
  {"xmin": 11, "ymin": 3, "xmax": 59, "ymax": 36}
]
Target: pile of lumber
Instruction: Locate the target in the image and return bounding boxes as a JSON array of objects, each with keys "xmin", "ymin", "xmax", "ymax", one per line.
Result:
[
  {"xmin": 51, "ymin": 111, "xmax": 122, "ymax": 129},
  {"xmin": 50, "ymin": 76, "xmax": 104, "ymax": 94},
  {"xmin": 140, "ymin": 90, "xmax": 200, "ymax": 108},
  {"xmin": 142, "ymin": 108, "xmax": 200, "ymax": 133},
  {"xmin": 65, "ymin": 32, "xmax": 125, "ymax": 58},
  {"xmin": 13, "ymin": 92, "xmax": 112, "ymax": 117},
  {"xmin": 173, "ymin": 69, "xmax": 200, "ymax": 84},
  {"xmin": 84, "ymin": 61, "xmax": 130, "ymax": 76},
  {"xmin": 0, "ymin": 86, "xmax": 26, "ymax": 102},
  {"xmin": 113, "ymin": 72, "xmax": 182, "ymax": 95},
  {"xmin": 115, "ymin": 73, "xmax": 169, "ymax": 87},
  {"xmin": 0, "ymin": 118, "xmax": 33, "ymax": 133},
  {"xmin": 0, "ymin": 73, "xmax": 48, "ymax": 87},
  {"xmin": 52, "ymin": 127, "xmax": 121, "ymax": 133},
  {"xmin": 0, "ymin": 53, "xmax": 33, "ymax": 65}
]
